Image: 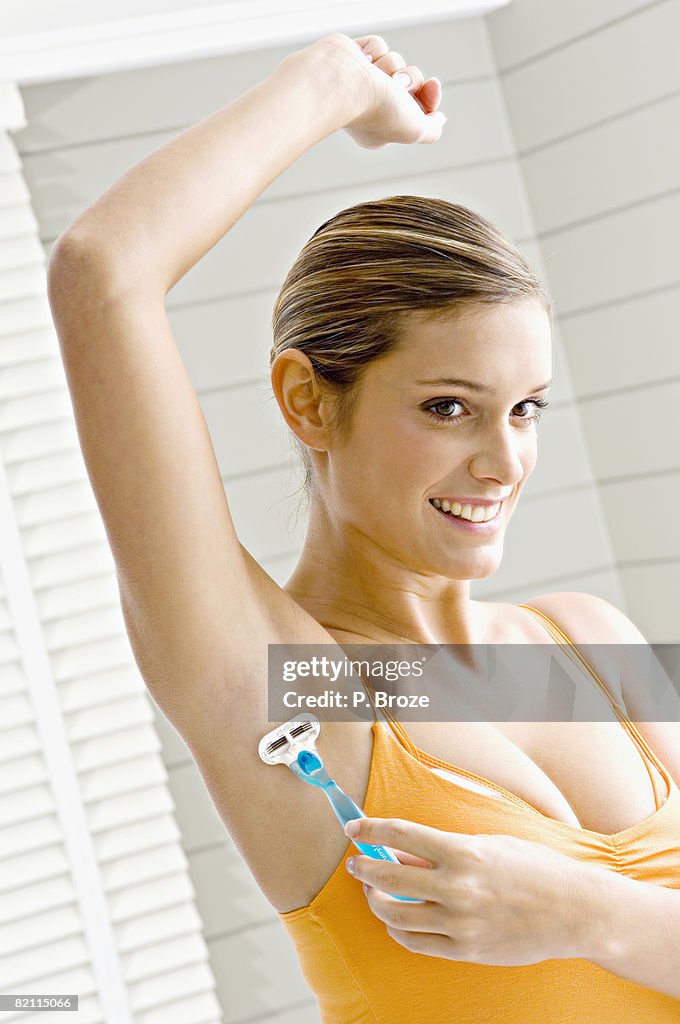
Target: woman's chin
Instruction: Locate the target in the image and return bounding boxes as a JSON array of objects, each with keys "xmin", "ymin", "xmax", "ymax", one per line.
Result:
[{"xmin": 443, "ymin": 545, "xmax": 503, "ymax": 579}]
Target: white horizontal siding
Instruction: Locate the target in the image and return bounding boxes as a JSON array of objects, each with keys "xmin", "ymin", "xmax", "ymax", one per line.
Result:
[
  {"xmin": 169, "ymin": 289, "xmax": 278, "ymax": 388},
  {"xmin": 600, "ymin": 473, "xmax": 680, "ymax": 563},
  {"xmin": 487, "ymin": 568, "xmax": 628, "ymax": 607},
  {"xmin": 218, "ymin": 463, "xmax": 307, "ymax": 561},
  {"xmin": 95, "ymin": 814, "xmax": 180, "ymax": 863},
  {"xmin": 580, "ymin": 380, "xmax": 679, "ymax": 480},
  {"xmin": 520, "ymin": 92, "xmax": 680, "ymax": 235},
  {"xmin": 210, "ymin": 921, "xmax": 318, "ymax": 1022},
  {"xmin": 492, "ymin": 1, "xmax": 679, "ymax": 150},
  {"xmin": 0, "ymin": 843, "xmax": 69, "ymax": 892},
  {"xmin": 487, "ymin": 0, "xmax": 656, "ymax": 70},
  {"xmin": 558, "ymin": 285, "xmax": 680, "ymax": 396},
  {"xmin": 201, "ymin": 380, "xmax": 291, "ymax": 477},
  {"xmin": 189, "ymin": 844, "xmax": 275, "ymax": 939},
  {"xmin": 534, "ymin": 192, "xmax": 680, "ymax": 315},
  {"xmin": 487, "ymin": 0, "xmax": 678, "ymax": 641},
  {"xmin": 619, "ymin": 563, "xmax": 679, "ymax": 642}
]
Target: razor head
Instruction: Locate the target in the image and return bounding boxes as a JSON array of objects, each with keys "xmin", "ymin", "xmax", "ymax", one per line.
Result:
[{"xmin": 258, "ymin": 713, "xmax": 321, "ymax": 766}]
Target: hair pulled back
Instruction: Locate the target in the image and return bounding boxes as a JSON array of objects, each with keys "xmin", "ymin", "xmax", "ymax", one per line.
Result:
[{"xmin": 270, "ymin": 195, "xmax": 551, "ymax": 511}]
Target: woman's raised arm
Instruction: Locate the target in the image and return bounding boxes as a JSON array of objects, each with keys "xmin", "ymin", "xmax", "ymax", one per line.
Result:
[
  {"xmin": 44, "ymin": 33, "xmax": 446, "ymax": 900},
  {"xmin": 45, "ymin": 33, "xmax": 446, "ymax": 713},
  {"xmin": 48, "ymin": 34, "xmax": 444, "ymax": 296},
  {"xmin": 46, "ymin": 32, "xmax": 440, "ymax": 704},
  {"xmin": 45, "ymin": 39, "xmax": 368, "ymax": 711}
]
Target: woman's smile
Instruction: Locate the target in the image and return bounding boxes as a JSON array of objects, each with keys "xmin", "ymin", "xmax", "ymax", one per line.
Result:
[{"xmin": 429, "ymin": 498, "xmax": 504, "ymax": 534}]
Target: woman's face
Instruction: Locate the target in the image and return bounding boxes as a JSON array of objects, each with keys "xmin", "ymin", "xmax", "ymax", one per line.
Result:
[{"xmin": 323, "ymin": 298, "xmax": 552, "ymax": 580}]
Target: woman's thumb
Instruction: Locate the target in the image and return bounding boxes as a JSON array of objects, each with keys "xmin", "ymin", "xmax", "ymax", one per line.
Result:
[{"xmin": 421, "ymin": 109, "xmax": 447, "ymax": 144}]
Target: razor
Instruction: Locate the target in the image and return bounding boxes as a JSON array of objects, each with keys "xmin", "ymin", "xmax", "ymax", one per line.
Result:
[{"xmin": 258, "ymin": 713, "xmax": 424, "ymax": 903}]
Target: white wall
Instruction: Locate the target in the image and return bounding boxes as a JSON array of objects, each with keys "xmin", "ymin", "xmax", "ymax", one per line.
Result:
[
  {"xmin": 18, "ymin": 16, "xmax": 620, "ymax": 605},
  {"xmin": 486, "ymin": 0, "xmax": 680, "ymax": 642}
]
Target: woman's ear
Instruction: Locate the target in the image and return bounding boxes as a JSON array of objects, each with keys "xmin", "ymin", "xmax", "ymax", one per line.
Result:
[{"xmin": 270, "ymin": 349, "xmax": 335, "ymax": 452}]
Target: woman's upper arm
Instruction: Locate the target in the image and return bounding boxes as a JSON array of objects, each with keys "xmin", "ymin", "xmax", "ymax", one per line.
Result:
[{"xmin": 47, "ymin": 236, "xmax": 306, "ymax": 707}]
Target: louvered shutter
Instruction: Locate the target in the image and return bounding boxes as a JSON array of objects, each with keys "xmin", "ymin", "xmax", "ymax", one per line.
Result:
[{"xmin": 0, "ymin": 80, "xmax": 221, "ymax": 1024}]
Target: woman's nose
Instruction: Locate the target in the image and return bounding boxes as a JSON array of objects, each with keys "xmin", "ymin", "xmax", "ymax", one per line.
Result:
[{"xmin": 467, "ymin": 425, "xmax": 527, "ymax": 485}]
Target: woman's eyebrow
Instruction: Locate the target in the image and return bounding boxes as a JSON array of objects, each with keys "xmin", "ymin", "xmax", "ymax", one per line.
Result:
[{"xmin": 415, "ymin": 377, "xmax": 552, "ymax": 393}]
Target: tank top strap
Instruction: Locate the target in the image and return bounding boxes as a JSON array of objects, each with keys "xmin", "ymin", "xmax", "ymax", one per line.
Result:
[
  {"xmin": 519, "ymin": 603, "xmax": 631, "ymax": 716},
  {"xmin": 337, "ymin": 646, "xmax": 421, "ymax": 755},
  {"xmin": 519, "ymin": 603, "xmax": 670, "ymax": 803},
  {"xmin": 358, "ymin": 674, "xmax": 422, "ymax": 758}
]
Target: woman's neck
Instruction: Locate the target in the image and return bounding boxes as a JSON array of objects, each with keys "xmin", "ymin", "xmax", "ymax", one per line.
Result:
[{"xmin": 283, "ymin": 554, "xmax": 485, "ymax": 647}]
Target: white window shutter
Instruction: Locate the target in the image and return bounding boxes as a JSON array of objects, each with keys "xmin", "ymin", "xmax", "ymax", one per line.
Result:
[{"xmin": 0, "ymin": 83, "xmax": 221, "ymax": 1024}]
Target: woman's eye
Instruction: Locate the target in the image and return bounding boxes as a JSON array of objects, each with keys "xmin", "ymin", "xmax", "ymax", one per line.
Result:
[
  {"xmin": 515, "ymin": 398, "xmax": 550, "ymax": 421},
  {"xmin": 425, "ymin": 397, "xmax": 550, "ymax": 426},
  {"xmin": 428, "ymin": 399, "xmax": 464, "ymax": 420}
]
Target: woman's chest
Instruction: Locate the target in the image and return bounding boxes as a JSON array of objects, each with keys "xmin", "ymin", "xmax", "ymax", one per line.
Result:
[
  {"xmin": 400, "ymin": 717, "xmax": 664, "ymax": 834},
  {"xmin": 272, "ymin": 714, "xmax": 665, "ymax": 913},
  {"xmin": 348, "ymin": 626, "xmax": 664, "ymax": 835}
]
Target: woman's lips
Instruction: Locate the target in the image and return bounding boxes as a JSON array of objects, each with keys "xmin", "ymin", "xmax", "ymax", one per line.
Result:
[{"xmin": 431, "ymin": 501, "xmax": 503, "ymax": 534}]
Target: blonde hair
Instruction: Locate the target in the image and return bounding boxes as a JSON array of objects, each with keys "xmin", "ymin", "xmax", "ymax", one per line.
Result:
[{"xmin": 270, "ymin": 195, "xmax": 551, "ymax": 513}]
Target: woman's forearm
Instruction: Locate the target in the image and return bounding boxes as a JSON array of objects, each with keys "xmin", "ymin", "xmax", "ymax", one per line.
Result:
[
  {"xmin": 50, "ymin": 41, "xmax": 362, "ymax": 296},
  {"xmin": 583, "ymin": 862, "xmax": 680, "ymax": 1000}
]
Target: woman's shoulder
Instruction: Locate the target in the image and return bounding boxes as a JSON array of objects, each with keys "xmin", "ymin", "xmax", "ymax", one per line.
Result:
[
  {"xmin": 479, "ymin": 591, "xmax": 636, "ymax": 647},
  {"xmin": 516, "ymin": 590, "xmax": 651, "ymax": 713},
  {"xmin": 520, "ymin": 590, "xmax": 649, "ymax": 645}
]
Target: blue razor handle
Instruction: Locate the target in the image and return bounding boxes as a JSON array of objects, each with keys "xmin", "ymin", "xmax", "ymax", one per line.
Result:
[{"xmin": 294, "ymin": 750, "xmax": 425, "ymax": 904}]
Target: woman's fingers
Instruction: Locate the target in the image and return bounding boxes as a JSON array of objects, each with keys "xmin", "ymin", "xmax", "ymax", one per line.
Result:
[
  {"xmin": 353, "ymin": 34, "xmax": 440, "ymax": 111},
  {"xmin": 353, "ymin": 35, "xmax": 390, "ymax": 61},
  {"xmin": 392, "ymin": 848, "xmax": 435, "ymax": 869},
  {"xmin": 414, "ymin": 78, "xmax": 442, "ymax": 114},
  {"xmin": 391, "ymin": 64, "xmax": 426, "ymax": 94},
  {"xmin": 373, "ymin": 50, "xmax": 407, "ymax": 74},
  {"xmin": 343, "ymin": 33, "xmax": 447, "ymax": 148}
]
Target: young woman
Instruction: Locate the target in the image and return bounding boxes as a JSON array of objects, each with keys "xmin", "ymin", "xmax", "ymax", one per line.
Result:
[{"xmin": 47, "ymin": 30, "xmax": 680, "ymax": 1023}]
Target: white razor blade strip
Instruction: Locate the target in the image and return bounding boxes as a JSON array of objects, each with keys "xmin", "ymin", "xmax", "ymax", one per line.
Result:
[{"xmin": 258, "ymin": 712, "xmax": 321, "ymax": 766}]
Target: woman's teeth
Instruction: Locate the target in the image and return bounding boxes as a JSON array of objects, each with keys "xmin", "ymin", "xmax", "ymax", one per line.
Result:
[{"xmin": 430, "ymin": 498, "xmax": 501, "ymax": 522}]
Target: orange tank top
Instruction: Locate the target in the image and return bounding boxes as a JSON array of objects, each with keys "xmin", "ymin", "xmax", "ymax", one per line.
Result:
[{"xmin": 279, "ymin": 605, "xmax": 680, "ymax": 1023}]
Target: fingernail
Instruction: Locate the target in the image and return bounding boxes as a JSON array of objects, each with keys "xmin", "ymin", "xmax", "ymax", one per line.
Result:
[
  {"xmin": 393, "ymin": 71, "xmax": 411, "ymax": 87},
  {"xmin": 345, "ymin": 819, "xmax": 361, "ymax": 836},
  {"xmin": 363, "ymin": 51, "xmax": 374, "ymax": 62},
  {"xmin": 346, "ymin": 858, "xmax": 355, "ymax": 874}
]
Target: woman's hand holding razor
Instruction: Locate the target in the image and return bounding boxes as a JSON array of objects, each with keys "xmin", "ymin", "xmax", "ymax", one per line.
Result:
[{"xmin": 343, "ymin": 817, "xmax": 616, "ymax": 966}]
